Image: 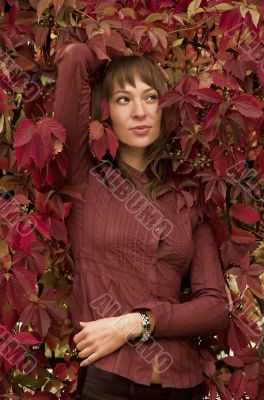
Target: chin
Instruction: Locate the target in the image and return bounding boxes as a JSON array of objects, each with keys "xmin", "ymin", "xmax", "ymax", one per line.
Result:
[{"xmin": 124, "ymin": 138, "xmax": 158, "ymax": 148}]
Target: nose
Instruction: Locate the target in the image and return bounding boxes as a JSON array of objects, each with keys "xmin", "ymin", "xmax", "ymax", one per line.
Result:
[{"xmin": 131, "ymin": 99, "xmax": 146, "ymax": 117}]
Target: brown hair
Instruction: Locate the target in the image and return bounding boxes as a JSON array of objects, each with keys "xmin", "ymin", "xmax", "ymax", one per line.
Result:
[{"xmin": 91, "ymin": 54, "xmax": 173, "ymax": 203}]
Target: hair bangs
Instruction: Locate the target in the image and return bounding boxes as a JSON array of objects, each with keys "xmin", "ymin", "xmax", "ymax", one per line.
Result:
[{"xmin": 104, "ymin": 56, "xmax": 166, "ymax": 100}]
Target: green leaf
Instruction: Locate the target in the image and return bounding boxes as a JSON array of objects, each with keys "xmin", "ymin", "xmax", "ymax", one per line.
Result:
[
  {"xmin": 145, "ymin": 12, "xmax": 164, "ymax": 24},
  {"xmin": 13, "ymin": 375, "xmax": 47, "ymax": 390},
  {"xmin": 39, "ymin": 270, "xmax": 56, "ymax": 288},
  {"xmin": 56, "ymin": 18, "xmax": 67, "ymax": 27},
  {"xmin": 40, "ymin": 73, "xmax": 56, "ymax": 87}
]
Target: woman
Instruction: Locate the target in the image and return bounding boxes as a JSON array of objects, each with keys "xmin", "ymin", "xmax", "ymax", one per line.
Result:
[{"xmin": 54, "ymin": 41, "xmax": 229, "ymax": 400}]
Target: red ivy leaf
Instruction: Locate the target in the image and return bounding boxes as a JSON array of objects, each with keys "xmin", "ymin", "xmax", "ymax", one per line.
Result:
[
  {"xmin": 54, "ymin": 363, "xmax": 68, "ymax": 381},
  {"xmin": 13, "ymin": 332, "xmax": 40, "ymax": 345},
  {"xmin": 229, "ymin": 227, "xmax": 256, "ymax": 244},
  {"xmin": 90, "ymin": 120, "xmax": 118, "ymax": 160},
  {"xmin": 231, "ymin": 95, "xmax": 263, "ymax": 119},
  {"xmin": 90, "ymin": 120, "xmax": 104, "ymax": 141},
  {"xmin": 228, "ymin": 319, "xmax": 249, "ymax": 353},
  {"xmin": 13, "ymin": 119, "xmax": 34, "ymax": 148},
  {"xmin": 224, "ymin": 356, "xmax": 244, "ymax": 368},
  {"xmin": 228, "ymin": 370, "xmax": 247, "ymax": 400},
  {"xmin": 88, "ymin": 34, "xmax": 111, "ymax": 61},
  {"xmin": 229, "ymin": 204, "xmax": 260, "ymax": 224},
  {"xmin": 105, "ymin": 30, "xmax": 127, "ymax": 54},
  {"xmin": 211, "ymin": 71, "xmax": 239, "ymax": 90},
  {"xmin": 54, "ymin": 0, "xmax": 65, "ymax": 16},
  {"xmin": 14, "ymin": 117, "xmax": 66, "ymax": 172},
  {"xmin": 105, "ymin": 126, "xmax": 119, "ymax": 158},
  {"xmin": 195, "ymin": 88, "xmax": 223, "ymax": 103}
]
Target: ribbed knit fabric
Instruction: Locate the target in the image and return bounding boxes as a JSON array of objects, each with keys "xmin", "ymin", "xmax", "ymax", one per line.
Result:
[{"xmin": 54, "ymin": 43, "xmax": 229, "ymax": 389}]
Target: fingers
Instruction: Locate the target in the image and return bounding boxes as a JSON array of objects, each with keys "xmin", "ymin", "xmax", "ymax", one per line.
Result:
[
  {"xmin": 73, "ymin": 324, "xmax": 89, "ymax": 344},
  {"xmin": 80, "ymin": 352, "xmax": 98, "ymax": 367},
  {"xmin": 76, "ymin": 338, "xmax": 92, "ymax": 352},
  {"xmin": 78, "ymin": 344, "xmax": 95, "ymax": 359}
]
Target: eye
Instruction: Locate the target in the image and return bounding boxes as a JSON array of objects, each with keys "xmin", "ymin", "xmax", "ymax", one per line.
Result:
[
  {"xmin": 116, "ymin": 94, "xmax": 158, "ymax": 104},
  {"xmin": 148, "ymin": 95, "xmax": 159, "ymax": 100},
  {"xmin": 116, "ymin": 96, "xmax": 129, "ymax": 104}
]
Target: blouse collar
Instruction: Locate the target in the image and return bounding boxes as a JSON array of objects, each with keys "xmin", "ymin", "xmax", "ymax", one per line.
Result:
[{"xmin": 119, "ymin": 160, "xmax": 178, "ymax": 197}]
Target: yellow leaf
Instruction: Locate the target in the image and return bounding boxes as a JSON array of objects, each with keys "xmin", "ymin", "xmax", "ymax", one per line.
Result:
[
  {"xmin": 173, "ymin": 13, "xmax": 189, "ymax": 25},
  {"xmin": 187, "ymin": 0, "xmax": 202, "ymax": 19},
  {"xmin": 0, "ymin": 240, "xmax": 11, "ymax": 270},
  {"xmin": 0, "ymin": 175, "xmax": 18, "ymax": 193},
  {"xmin": 69, "ymin": 12, "xmax": 77, "ymax": 26},
  {"xmin": 50, "ymin": 32, "xmax": 57, "ymax": 40},
  {"xmin": 227, "ymin": 275, "xmax": 239, "ymax": 294},
  {"xmin": 5, "ymin": 115, "xmax": 11, "ymax": 144},
  {"xmin": 0, "ymin": 114, "xmax": 4, "ymax": 134},
  {"xmin": 208, "ymin": 3, "xmax": 234, "ymax": 12},
  {"xmin": 249, "ymin": 7, "xmax": 260, "ymax": 28},
  {"xmin": 40, "ymin": 73, "xmax": 55, "ymax": 87},
  {"xmin": 164, "ymin": 68, "xmax": 173, "ymax": 83},
  {"xmin": 119, "ymin": 8, "xmax": 135, "ymax": 18},
  {"xmin": 56, "ymin": 19, "xmax": 67, "ymax": 27},
  {"xmin": 240, "ymin": 4, "xmax": 248, "ymax": 18},
  {"xmin": 96, "ymin": 5, "xmax": 116, "ymax": 16},
  {"xmin": 54, "ymin": 139, "xmax": 63, "ymax": 154},
  {"xmin": 145, "ymin": 13, "xmax": 164, "ymax": 24},
  {"xmin": 172, "ymin": 38, "xmax": 184, "ymax": 47}
]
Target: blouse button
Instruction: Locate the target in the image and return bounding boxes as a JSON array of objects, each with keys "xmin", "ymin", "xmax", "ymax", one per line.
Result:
[
  {"xmin": 151, "ymin": 256, "xmax": 156, "ymax": 263},
  {"xmin": 140, "ymin": 177, "xmax": 148, "ymax": 183}
]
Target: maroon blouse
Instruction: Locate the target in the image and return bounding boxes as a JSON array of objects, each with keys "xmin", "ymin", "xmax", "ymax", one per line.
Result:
[{"xmin": 54, "ymin": 43, "xmax": 229, "ymax": 389}]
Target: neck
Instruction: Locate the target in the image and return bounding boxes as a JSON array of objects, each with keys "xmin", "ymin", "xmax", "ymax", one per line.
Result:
[{"xmin": 118, "ymin": 147, "xmax": 146, "ymax": 172}]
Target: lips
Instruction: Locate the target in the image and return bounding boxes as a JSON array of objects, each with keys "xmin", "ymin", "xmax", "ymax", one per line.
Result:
[
  {"xmin": 130, "ymin": 125, "xmax": 151, "ymax": 130},
  {"xmin": 130, "ymin": 125, "xmax": 151, "ymax": 135}
]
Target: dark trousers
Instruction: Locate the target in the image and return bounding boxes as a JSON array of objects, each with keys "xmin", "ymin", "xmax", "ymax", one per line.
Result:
[{"xmin": 73, "ymin": 364, "xmax": 207, "ymax": 400}]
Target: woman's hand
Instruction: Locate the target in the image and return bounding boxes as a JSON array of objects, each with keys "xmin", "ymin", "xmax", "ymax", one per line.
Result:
[{"xmin": 73, "ymin": 313, "xmax": 142, "ymax": 367}]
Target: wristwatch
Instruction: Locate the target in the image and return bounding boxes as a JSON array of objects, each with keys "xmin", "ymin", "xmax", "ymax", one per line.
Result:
[{"xmin": 138, "ymin": 311, "xmax": 152, "ymax": 342}]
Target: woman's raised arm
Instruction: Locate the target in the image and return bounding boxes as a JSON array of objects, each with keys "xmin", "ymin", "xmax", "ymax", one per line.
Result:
[{"xmin": 54, "ymin": 43, "xmax": 96, "ymax": 186}]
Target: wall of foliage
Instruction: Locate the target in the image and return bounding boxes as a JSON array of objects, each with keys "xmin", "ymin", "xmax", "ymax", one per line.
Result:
[{"xmin": 0, "ymin": 0, "xmax": 264, "ymax": 399}]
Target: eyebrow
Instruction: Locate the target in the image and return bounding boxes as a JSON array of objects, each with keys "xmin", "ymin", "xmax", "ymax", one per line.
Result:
[{"xmin": 112, "ymin": 88, "xmax": 156, "ymax": 96}]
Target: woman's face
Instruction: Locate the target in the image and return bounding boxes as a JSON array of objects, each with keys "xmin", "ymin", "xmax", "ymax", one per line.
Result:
[{"xmin": 108, "ymin": 74, "xmax": 162, "ymax": 154}]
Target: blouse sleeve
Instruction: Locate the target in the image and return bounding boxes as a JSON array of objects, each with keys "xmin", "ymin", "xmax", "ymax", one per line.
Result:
[
  {"xmin": 54, "ymin": 43, "xmax": 94, "ymax": 186},
  {"xmin": 131, "ymin": 219, "xmax": 229, "ymax": 338}
]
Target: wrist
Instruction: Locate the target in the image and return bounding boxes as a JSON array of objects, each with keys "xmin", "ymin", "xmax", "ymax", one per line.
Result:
[
  {"xmin": 126, "ymin": 311, "xmax": 156, "ymax": 341},
  {"xmin": 127, "ymin": 313, "xmax": 142, "ymax": 340}
]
